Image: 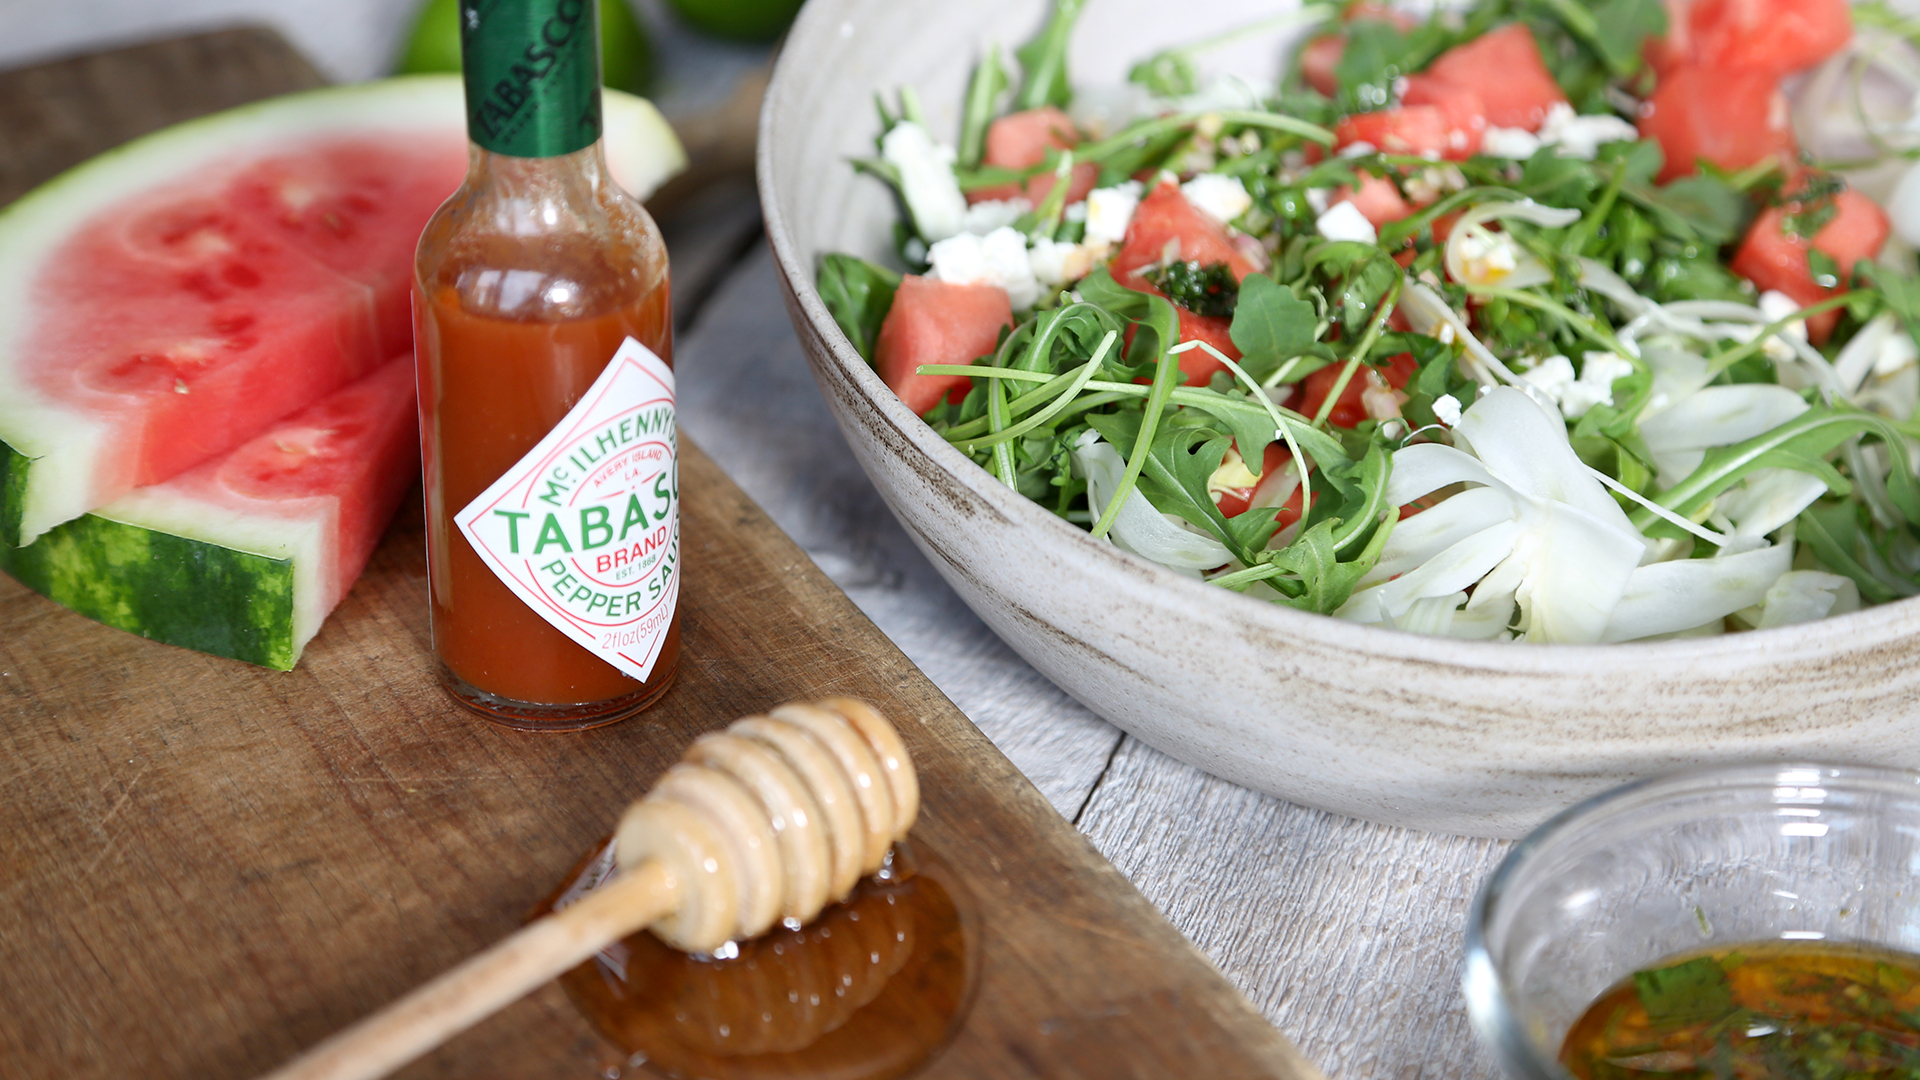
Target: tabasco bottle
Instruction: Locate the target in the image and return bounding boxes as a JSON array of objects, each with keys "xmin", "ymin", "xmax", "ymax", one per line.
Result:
[{"xmin": 414, "ymin": 0, "xmax": 679, "ymax": 730}]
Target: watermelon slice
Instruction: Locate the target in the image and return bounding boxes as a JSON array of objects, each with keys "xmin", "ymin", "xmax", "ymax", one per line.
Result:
[
  {"xmin": 0, "ymin": 75, "xmax": 684, "ymax": 548},
  {"xmin": 874, "ymin": 275, "xmax": 1015, "ymax": 414},
  {"xmin": 0, "ymin": 356, "xmax": 417, "ymax": 670}
]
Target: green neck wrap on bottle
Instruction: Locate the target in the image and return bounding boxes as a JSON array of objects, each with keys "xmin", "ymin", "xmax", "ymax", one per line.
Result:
[{"xmin": 458, "ymin": 0, "xmax": 603, "ymax": 158}]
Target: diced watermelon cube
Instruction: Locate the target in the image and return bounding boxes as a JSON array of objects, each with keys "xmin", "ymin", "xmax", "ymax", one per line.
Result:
[
  {"xmin": 1689, "ymin": 0, "xmax": 1851, "ymax": 76},
  {"xmin": 1645, "ymin": 0, "xmax": 1698, "ymax": 77},
  {"xmin": 1295, "ymin": 353, "xmax": 1419, "ymax": 429},
  {"xmin": 1107, "ymin": 182, "xmax": 1260, "ymax": 386},
  {"xmin": 1332, "ymin": 173, "xmax": 1414, "ymax": 227},
  {"xmin": 1302, "ymin": 35, "xmax": 1346, "ymax": 97},
  {"xmin": 1298, "ymin": 4, "xmax": 1417, "ymax": 97},
  {"xmin": 1730, "ymin": 189, "xmax": 1890, "ymax": 343},
  {"xmin": 1421, "ymin": 24, "xmax": 1568, "ymax": 131},
  {"xmin": 872, "ymin": 275, "xmax": 1013, "ymax": 415},
  {"xmin": 1111, "ymin": 181, "xmax": 1260, "ymax": 288},
  {"xmin": 1121, "ymin": 306, "xmax": 1243, "ymax": 386},
  {"xmin": 1637, "ymin": 64, "xmax": 1796, "ymax": 182},
  {"xmin": 1399, "ymin": 75, "xmax": 1487, "ymax": 159},
  {"xmin": 968, "ymin": 106, "xmax": 1101, "ymax": 207},
  {"xmin": 1334, "ymin": 106, "xmax": 1454, "ymax": 159}
]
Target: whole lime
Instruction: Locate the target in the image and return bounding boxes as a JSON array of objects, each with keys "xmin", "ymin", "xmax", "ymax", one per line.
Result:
[
  {"xmin": 395, "ymin": 0, "xmax": 656, "ymax": 95},
  {"xmin": 664, "ymin": 0, "xmax": 805, "ymax": 42}
]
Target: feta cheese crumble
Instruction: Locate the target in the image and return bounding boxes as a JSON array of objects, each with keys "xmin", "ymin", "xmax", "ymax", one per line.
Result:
[
  {"xmin": 1029, "ymin": 237, "xmax": 1098, "ymax": 289},
  {"xmin": 880, "ymin": 122, "xmax": 968, "ymax": 242},
  {"xmin": 927, "ymin": 226, "xmax": 1042, "ymax": 310},
  {"xmin": 1481, "ymin": 103, "xmax": 1638, "ymax": 161},
  {"xmin": 1181, "ymin": 173, "xmax": 1253, "ymax": 226},
  {"xmin": 962, "ymin": 198, "xmax": 1030, "ymax": 235},
  {"xmin": 1316, "ymin": 200, "xmax": 1378, "ymax": 244},
  {"xmin": 1084, "ymin": 182, "xmax": 1144, "ymax": 249}
]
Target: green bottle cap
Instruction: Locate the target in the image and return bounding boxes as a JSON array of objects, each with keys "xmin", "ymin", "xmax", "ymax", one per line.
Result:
[{"xmin": 458, "ymin": 0, "xmax": 604, "ymax": 157}]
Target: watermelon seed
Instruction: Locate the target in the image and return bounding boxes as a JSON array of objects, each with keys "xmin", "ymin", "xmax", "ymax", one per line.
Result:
[
  {"xmin": 179, "ymin": 270, "xmax": 227, "ymax": 302},
  {"xmin": 173, "ymin": 380, "xmax": 188, "ymax": 395}
]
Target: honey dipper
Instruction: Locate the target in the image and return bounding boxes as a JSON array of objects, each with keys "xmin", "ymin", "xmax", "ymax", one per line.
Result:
[{"xmin": 259, "ymin": 698, "xmax": 919, "ymax": 1080}]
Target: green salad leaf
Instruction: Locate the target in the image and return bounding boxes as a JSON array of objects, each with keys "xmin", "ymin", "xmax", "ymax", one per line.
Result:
[{"xmin": 816, "ymin": 254, "xmax": 901, "ymax": 361}]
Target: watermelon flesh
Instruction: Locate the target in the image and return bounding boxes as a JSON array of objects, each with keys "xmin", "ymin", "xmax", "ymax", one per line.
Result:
[
  {"xmin": 874, "ymin": 275, "xmax": 1014, "ymax": 414},
  {"xmin": 28, "ymin": 137, "xmax": 458, "ymax": 486},
  {"xmin": 0, "ymin": 76, "xmax": 685, "ymax": 548},
  {"xmin": 0, "ymin": 355, "xmax": 419, "ymax": 670}
]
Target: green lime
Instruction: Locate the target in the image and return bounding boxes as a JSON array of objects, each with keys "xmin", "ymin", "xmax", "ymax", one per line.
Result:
[
  {"xmin": 663, "ymin": 0, "xmax": 805, "ymax": 42},
  {"xmin": 395, "ymin": 0, "xmax": 656, "ymax": 95}
]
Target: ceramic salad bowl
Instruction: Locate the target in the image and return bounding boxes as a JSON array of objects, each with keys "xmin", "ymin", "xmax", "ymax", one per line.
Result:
[{"xmin": 756, "ymin": 0, "xmax": 1920, "ymax": 837}]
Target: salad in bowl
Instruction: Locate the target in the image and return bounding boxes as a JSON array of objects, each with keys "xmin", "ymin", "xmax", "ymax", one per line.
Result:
[
  {"xmin": 759, "ymin": 0, "xmax": 1920, "ymax": 834},
  {"xmin": 818, "ymin": 0, "xmax": 1920, "ymax": 646}
]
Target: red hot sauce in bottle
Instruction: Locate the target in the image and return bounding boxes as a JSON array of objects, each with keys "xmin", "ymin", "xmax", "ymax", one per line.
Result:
[{"xmin": 415, "ymin": 0, "xmax": 679, "ymax": 730}]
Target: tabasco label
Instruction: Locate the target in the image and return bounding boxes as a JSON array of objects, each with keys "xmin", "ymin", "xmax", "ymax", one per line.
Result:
[{"xmin": 455, "ymin": 338, "xmax": 677, "ymax": 681}]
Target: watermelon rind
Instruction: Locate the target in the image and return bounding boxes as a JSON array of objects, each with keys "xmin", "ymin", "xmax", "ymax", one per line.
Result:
[
  {"xmin": 0, "ymin": 512, "xmax": 301, "ymax": 670},
  {"xmin": 0, "ymin": 75, "xmax": 685, "ymax": 547},
  {"xmin": 0, "ymin": 353, "xmax": 419, "ymax": 670},
  {"xmin": 0, "ymin": 442, "xmax": 24, "ymax": 547}
]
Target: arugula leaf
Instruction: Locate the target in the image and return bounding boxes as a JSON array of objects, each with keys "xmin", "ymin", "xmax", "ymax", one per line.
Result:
[
  {"xmin": 1306, "ymin": 240, "xmax": 1401, "ymax": 336},
  {"xmin": 1129, "ymin": 50, "xmax": 1198, "ymax": 97},
  {"xmin": 1780, "ymin": 173, "xmax": 1848, "ymax": 239},
  {"xmin": 1078, "ymin": 267, "xmax": 1183, "ymax": 372},
  {"xmin": 1856, "ymin": 262, "xmax": 1920, "ymax": 350},
  {"xmin": 1520, "ymin": 148, "xmax": 1604, "ymax": 210},
  {"xmin": 1649, "ymin": 175, "xmax": 1749, "ymax": 246},
  {"xmin": 1254, "ymin": 510, "xmax": 1396, "ymax": 614},
  {"xmin": 1800, "ymin": 502, "xmax": 1904, "ymax": 604},
  {"xmin": 1014, "ymin": 0, "xmax": 1084, "ymax": 110},
  {"xmin": 1586, "ymin": 0, "xmax": 1668, "ymax": 74},
  {"xmin": 816, "ymin": 254, "xmax": 901, "ymax": 361},
  {"xmin": 1634, "ymin": 955, "xmax": 1737, "ymax": 1028},
  {"xmin": 1631, "ymin": 405, "xmax": 1914, "ymax": 537},
  {"xmin": 1231, "ymin": 274, "xmax": 1329, "ymax": 382},
  {"xmin": 1137, "ymin": 425, "xmax": 1280, "ymax": 565},
  {"xmin": 1324, "ymin": 441, "xmax": 1395, "ymax": 554},
  {"xmin": 1332, "ymin": 20, "xmax": 1412, "ymax": 107},
  {"xmin": 1332, "ymin": 19, "xmax": 1455, "ymax": 110},
  {"xmin": 957, "ymin": 47, "xmax": 1008, "ymax": 171},
  {"xmin": 1171, "ymin": 389, "xmax": 1298, "ymax": 476},
  {"xmin": 1808, "ymin": 249, "xmax": 1842, "ymax": 290}
]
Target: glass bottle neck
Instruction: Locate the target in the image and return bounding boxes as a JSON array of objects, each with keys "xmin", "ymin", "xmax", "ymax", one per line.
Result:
[{"xmin": 459, "ymin": 0, "xmax": 604, "ymax": 158}]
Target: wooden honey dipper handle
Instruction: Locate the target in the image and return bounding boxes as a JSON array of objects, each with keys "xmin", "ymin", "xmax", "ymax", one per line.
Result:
[
  {"xmin": 256, "ymin": 699, "xmax": 916, "ymax": 1080},
  {"xmin": 258, "ymin": 861, "xmax": 674, "ymax": 1080}
]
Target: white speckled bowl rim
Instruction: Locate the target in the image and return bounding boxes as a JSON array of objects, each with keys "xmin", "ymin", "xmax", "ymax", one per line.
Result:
[{"xmin": 756, "ymin": 0, "xmax": 1920, "ymax": 837}]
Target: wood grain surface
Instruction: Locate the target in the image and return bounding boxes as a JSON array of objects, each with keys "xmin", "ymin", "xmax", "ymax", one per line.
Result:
[{"xmin": 0, "ymin": 30, "xmax": 1323, "ymax": 1080}]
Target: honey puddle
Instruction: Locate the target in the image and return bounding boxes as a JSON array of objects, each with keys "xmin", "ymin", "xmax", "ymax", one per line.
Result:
[{"xmin": 532, "ymin": 836, "xmax": 976, "ymax": 1080}]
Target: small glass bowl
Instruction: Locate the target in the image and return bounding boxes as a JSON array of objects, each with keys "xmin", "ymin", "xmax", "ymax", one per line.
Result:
[{"xmin": 1463, "ymin": 762, "xmax": 1920, "ymax": 1079}]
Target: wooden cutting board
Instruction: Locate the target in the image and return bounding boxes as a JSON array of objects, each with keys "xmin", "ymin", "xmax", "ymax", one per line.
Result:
[{"xmin": 0, "ymin": 29, "xmax": 1322, "ymax": 1080}]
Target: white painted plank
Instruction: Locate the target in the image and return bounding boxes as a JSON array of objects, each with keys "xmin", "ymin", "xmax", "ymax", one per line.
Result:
[{"xmin": 1079, "ymin": 736, "xmax": 1510, "ymax": 1079}]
